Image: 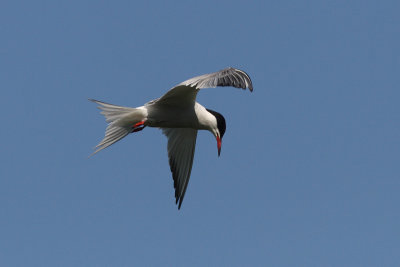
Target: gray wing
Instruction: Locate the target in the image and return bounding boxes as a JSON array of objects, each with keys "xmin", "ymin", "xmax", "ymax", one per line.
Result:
[
  {"xmin": 162, "ymin": 128, "xmax": 198, "ymax": 209},
  {"xmin": 150, "ymin": 67, "xmax": 253, "ymax": 107},
  {"xmin": 179, "ymin": 67, "xmax": 253, "ymax": 91}
]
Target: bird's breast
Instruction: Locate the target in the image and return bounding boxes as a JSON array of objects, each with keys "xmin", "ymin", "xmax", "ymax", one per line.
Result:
[{"xmin": 146, "ymin": 104, "xmax": 200, "ymax": 129}]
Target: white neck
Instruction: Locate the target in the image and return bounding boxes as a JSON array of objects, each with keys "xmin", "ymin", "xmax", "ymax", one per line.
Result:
[{"xmin": 194, "ymin": 102, "xmax": 218, "ymax": 133}]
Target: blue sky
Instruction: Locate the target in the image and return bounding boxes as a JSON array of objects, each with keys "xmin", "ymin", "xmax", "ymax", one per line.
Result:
[{"xmin": 1, "ymin": 0, "xmax": 399, "ymax": 266}]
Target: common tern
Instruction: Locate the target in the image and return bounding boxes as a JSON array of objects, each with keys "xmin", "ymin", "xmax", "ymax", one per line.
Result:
[{"xmin": 90, "ymin": 67, "xmax": 253, "ymax": 209}]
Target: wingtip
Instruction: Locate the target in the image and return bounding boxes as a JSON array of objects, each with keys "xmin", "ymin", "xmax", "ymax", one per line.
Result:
[
  {"xmin": 248, "ymin": 83, "xmax": 254, "ymax": 92},
  {"xmin": 239, "ymin": 69, "xmax": 253, "ymax": 92},
  {"xmin": 230, "ymin": 67, "xmax": 253, "ymax": 92}
]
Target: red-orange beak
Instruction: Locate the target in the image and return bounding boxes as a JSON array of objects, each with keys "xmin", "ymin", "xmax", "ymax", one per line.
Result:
[{"xmin": 216, "ymin": 136, "xmax": 222, "ymax": 157}]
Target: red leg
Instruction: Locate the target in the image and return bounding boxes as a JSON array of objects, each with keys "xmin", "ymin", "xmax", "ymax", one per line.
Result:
[
  {"xmin": 132, "ymin": 120, "xmax": 146, "ymax": 133},
  {"xmin": 133, "ymin": 121, "xmax": 145, "ymax": 128}
]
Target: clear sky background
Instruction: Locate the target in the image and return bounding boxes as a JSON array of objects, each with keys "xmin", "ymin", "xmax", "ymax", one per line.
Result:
[{"xmin": 1, "ymin": 0, "xmax": 399, "ymax": 266}]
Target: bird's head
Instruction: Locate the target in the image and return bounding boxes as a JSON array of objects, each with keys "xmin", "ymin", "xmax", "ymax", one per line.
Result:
[{"xmin": 206, "ymin": 109, "xmax": 226, "ymax": 157}]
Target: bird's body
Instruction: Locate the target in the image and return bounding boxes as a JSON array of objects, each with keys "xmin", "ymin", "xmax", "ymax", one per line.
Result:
[
  {"xmin": 146, "ymin": 102, "xmax": 215, "ymax": 129},
  {"xmin": 90, "ymin": 67, "xmax": 253, "ymax": 209}
]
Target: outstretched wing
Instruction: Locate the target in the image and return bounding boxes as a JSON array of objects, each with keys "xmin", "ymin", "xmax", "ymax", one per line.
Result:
[
  {"xmin": 162, "ymin": 128, "xmax": 198, "ymax": 209},
  {"xmin": 151, "ymin": 67, "xmax": 253, "ymax": 107},
  {"xmin": 179, "ymin": 67, "xmax": 253, "ymax": 91}
]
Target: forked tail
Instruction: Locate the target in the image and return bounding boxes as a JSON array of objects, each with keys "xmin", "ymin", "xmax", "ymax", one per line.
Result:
[{"xmin": 89, "ymin": 99, "xmax": 147, "ymax": 155}]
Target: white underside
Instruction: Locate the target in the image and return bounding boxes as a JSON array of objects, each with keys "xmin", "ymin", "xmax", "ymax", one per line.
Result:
[{"xmin": 145, "ymin": 102, "xmax": 217, "ymax": 131}]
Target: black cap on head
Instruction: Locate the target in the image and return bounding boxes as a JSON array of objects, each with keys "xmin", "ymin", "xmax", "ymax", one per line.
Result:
[{"xmin": 206, "ymin": 109, "xmax": 226, "ymax": 138}]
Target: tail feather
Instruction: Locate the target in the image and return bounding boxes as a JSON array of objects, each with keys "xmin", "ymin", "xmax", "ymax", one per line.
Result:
[
  {"xmin": 89, "ymin": 99, "xmax": 136, "ymax": 123},
  {"xmin": 93, "ymin": 127, "xmax": 129, "ymax": 155},
  {"xmin": 90, "ymin": 99, "xmax": 146, "ymax": 155}
]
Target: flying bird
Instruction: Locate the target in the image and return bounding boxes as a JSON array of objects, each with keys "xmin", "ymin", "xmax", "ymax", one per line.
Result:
[{"xmin": 90, "ymin": 67, "xmax": 253, "ymax": 209}]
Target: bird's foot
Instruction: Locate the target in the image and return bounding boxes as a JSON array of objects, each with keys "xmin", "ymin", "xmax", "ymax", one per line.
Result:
[{"xmin": 132, "ymin": 121, "xmax": 146, "ymax": 133}]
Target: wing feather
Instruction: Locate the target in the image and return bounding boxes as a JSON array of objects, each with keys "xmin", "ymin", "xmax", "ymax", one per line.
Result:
[
  {"xmin": 180, "ymin": 67, "xmax": 253, "ymax": 91},
  {"xmin": 150, "ymin": 67, "xmax": 253, "ymax": 107},
  {"xmin": 162, "ymin": 128, "xmax": 198, "ymax": 209}
]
